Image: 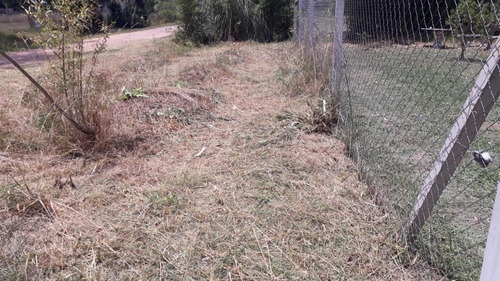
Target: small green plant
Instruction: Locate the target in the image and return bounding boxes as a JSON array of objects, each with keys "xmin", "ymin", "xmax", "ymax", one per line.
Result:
[
  {"xmin": 120, "ymin": 87, "xmax": 149, "ymax": 101},
  {"xmin": 146, "ymin": 190, "xmax": 183, "ymax": 216}
]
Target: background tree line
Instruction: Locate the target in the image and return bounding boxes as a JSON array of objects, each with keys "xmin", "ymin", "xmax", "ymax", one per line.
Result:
[
  {"xmin": 1, "ymin": 0, "xmax": 177, "ymax": 28},
  {"xmin": 4, "ymin": 0, "xmax": 495, "ymax": 45},
  {"xmin": 0, "ymin": 0, "xmax": 23, "ymax": 9}
]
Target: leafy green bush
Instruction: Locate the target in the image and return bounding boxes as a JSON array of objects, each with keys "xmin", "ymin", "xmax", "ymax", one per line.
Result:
[
  {"xmin": 258, "ymin": 0, "xmax": 294, "ymax": 41},
  {"xmin": 150, "ymin": 0, "xmax": 180, "ymax": 24},
  {"xmin": 203, "ymin": 0, "xmax": 269, "ymax": 42},
  {"xmin": 175, "ymin": 0, "xmax": 210, "ymax": 44},
  {"xmin": 175, "ymin": 0, "xmax": 293, "ymax": 44}
]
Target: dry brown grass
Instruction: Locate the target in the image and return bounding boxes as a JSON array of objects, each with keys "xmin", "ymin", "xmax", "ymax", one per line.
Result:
[
  {"xmin": 0, "ymin": 14, "xmax": 30, "ymax": 32},
  {"xmin": 0, "ymin": 38, "xmax": 439, "ymax": 280}
]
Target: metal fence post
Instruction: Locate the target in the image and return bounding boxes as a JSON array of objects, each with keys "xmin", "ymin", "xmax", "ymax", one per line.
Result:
[
  {"xmin": 307, "ymin": 0, "xmax": 315, "ymax": 51},
  {"xmin": 480, "ymin": 181, "xmax": 500, "ymax": 281},
  {"xmin": 297, "ymin": 0, "xmax": 305, "ymax": 42},
  {"xmin": 405, "ymin": 39, "xmax": 500, "ymax": 240},
  {"xmin": 332, "ymin": 0, "xmax": 345, "ymax": 94}
]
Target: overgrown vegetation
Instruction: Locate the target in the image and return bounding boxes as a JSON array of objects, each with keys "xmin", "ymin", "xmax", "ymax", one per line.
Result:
[
  {"xmin": 99, "ymin": 0, "xmax": 155, "ymax": 28},
  {"xmin": 23, "ymin": 0, "xmax": 111, "ymax": 149},
  {"xmin": 277, "ymin": 41, "xmax": 338, "ymax": 135},
  {"xmin": 1, "ymin": 0, "xmax": 159, "ymax": 29},
  {"xmin": 0, "ymin": 1, "xmax": 442, "ymax": 279},
  {"xmin": 447, "ymin": 0, "xmax": 499, "ymax": 37},
  {"xmin": 0, "ymin": 38, "xmax": 437, "ymax": 280},
  {"xmin": 0, "ymin": 31, "xmax": 35, "ymax": 52},
  {"xmin": 175, "ymin": 0, "xmax": 294, "ymax": 45},
  {"xmin": 149, "ymin": 0, "xmax": 180, "ymax": 24}
]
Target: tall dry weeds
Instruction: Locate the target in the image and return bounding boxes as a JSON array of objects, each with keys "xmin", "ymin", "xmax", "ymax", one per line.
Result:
[{"xmin": 278, "ymin": 41, "xmax": 339, "ymax": 134}]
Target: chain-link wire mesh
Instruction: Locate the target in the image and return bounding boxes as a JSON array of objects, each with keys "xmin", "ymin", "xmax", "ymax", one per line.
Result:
[{"xmin": 297, "ymin": 0, "xmax": 500, "ymax": 279}]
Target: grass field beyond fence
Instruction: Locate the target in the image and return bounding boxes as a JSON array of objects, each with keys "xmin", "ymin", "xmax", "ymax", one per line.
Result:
[
  {"xmin": 344, "ymin": 43, "xmax": 498, "ymax": 280},
  {"xmin": 297, "ymin": 0, "xmax": 500, "ymax": 279}
]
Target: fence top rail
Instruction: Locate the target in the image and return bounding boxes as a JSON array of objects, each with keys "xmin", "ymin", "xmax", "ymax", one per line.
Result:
[{"xmin": 420, "ymin": 28, "xmax": 452, "ymax": 31}]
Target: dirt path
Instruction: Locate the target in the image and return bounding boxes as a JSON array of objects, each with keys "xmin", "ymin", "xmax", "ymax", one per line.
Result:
[
  {"xmin": 0, "ymin": 40, "xmax": 438, "ymax": 280},
  {"xmin": 0, "ymin": 25, "xmax": 177, "ymax": 71}
]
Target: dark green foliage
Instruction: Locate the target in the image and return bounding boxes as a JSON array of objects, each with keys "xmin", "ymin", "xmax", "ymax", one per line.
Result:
[
  {"xmin": 174, "ymin": 0, "xmax": 210, "ymax": 44},
  {"xmin": 448, "ymin": 0, "xmax": 499, "ymax": 36},
  {"xmin": 98, "ymin": 0, "xmax": 155, "ymax": 28},
  {"xmin": 0, "ymin": 0, "xmax": 23, "ymax": 9},
  {"xmin": 152, "ymin": 0, "xmax": 180, "ymax": 23},
  {"xmin": 3, "ymin": 0, "xmax": 156, "ymax": 28},
  {"xmin": 258, "ymin": 0, "xmax": 294, "ymax": 41},
  {"xmin": 0, "ymin": 32, "xmax": 24, "ymax": 52},
  {"xmin": 203, "ymin": 0, "xmax": 269, "ymax": 42},
  {"xmin": 175, "ymin": 0, "xmax": 294, "ymax": 44}
]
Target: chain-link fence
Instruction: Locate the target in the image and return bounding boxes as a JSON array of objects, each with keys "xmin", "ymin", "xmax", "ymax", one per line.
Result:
[{"xmin": 297, "ymin": 0, "xmax": 500, "ymax": 279}]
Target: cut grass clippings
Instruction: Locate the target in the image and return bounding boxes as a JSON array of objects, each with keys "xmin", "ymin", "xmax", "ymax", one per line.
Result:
[{"xmin": 0, "ymin": 38, "xmax": 438, "ymax": 280}]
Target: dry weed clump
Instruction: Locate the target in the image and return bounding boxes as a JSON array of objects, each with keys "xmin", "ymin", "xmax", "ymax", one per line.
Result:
[
  {"xmin": 0, "ymin": 72, "xmax": 55, "ymax": 153},
  {"xmin": 278, "ymin": 42, "xmax": 333, "ymax": 97},
  {"xmin": 276, "ymin": 42, "xmax": 339, "ymax": 135},
  {"xmin": 21, "ymin": 70, "xmax": 114, "ymax": 155},
  {"xmin": 276, "ymin": 100, "xmax": 338, "ymax": 135},
  {"xmin": 0, "ymin": 177, "xmax": 56, "ymax": 219},
  {"xmin": 0, "ymin": 0, "xmax": 114, "ymax": 154}
]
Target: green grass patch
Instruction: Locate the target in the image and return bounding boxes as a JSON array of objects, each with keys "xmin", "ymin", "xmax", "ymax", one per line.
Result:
[
  {"xmin": 342, "ymin": 42, "xmax": 496, "ymax": 280},
  {"xmin": 0, "ymin": 31, "xmax": 36, "ymax": 52}
]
